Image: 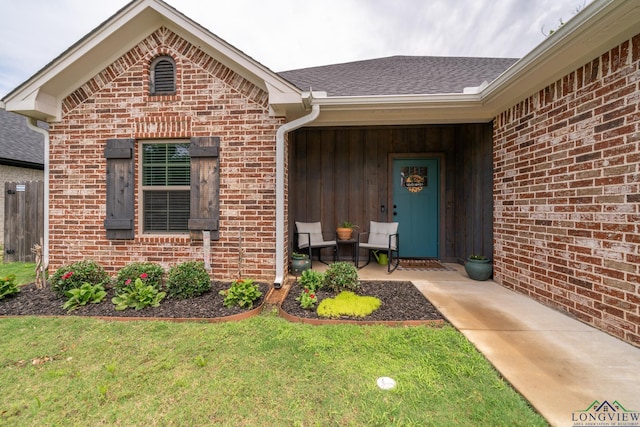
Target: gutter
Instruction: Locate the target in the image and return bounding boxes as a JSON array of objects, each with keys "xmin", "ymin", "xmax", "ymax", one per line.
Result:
[
  {"xmin": 25, "ymin": 117, "xmax": 50, "ymax": 272},
  {"xmin": 273, "ymin": 96, "xmax": 320, "ymax": 289}
]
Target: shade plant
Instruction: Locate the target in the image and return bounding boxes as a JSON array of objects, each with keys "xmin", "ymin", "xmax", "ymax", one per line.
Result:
[
  {"xmin": 219, "ymin": 279, "xmax": 262, "ymax": 309},
  {"xmin": 62, "ymin": 282, "xmax": 107, "ymax": 311},
  {"xmin": 112, "ymin": 278, "xmax": 166, "ymax": 311},
  {"xmin": 323, "ymin": 261, "xmax": 359, "ymax": 293},
  {"xmin": 0, "ymin": 274, "xmax": 19, "ymax": 300}
]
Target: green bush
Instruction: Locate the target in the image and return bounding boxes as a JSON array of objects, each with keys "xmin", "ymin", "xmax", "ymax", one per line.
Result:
[
  {"xmin": 112, "ymin": 278, "xmax": 166, "ymax": 311},
  {"xmin": 298, "ymin": 269, "xmax": 324, "ymax": 293},
  {"xmin": 219, "ymin": 279, "xmax": 262, "ymax": 309},
  {"xmin": 63, "ymin": 283, "xmax": 107, "ymax": 311},
  {"xmin": 317, "ymin": 291, "xmax": 381, "ymax": 318},
  {"xmin": 0, "ymin": 274, "xmax": 19, "ymax": 300},
  {"xmin": 323, "ymin": 261, "xmax": 359, "ymax": 293},
  {"xmin": 115, "ymin": 262, "xmax": 164, "ymax": 294},
  {"xmin": 50, "ymin": 260, "xmax": 110, "ymax": 297},
  {"xmin": 165, "ymin": 261, "xmax": 211, "ymax": 299}
]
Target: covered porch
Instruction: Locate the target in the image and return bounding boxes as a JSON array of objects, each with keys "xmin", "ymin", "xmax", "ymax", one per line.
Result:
[{"xmin": 288, "ymin": 123, "xmax": 494, "ymax": 265}]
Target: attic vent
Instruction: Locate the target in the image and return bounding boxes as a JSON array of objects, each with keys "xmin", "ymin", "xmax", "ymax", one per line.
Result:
[{"xmin": 150, "ymin": 56, "xmax": 176, "ymax": 95}]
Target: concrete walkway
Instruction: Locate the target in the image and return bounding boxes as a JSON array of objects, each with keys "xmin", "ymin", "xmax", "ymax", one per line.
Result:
[{"xmin": 298, "ymin": 261, "xmax": 640, "ymax": 426}]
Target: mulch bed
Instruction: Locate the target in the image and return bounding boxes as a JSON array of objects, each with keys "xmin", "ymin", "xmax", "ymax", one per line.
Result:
[
  {"xmin": 280, "ymin": 281, "xmax": 445, "ymax": 322},
  {"xmin": 0, "ymin": 281, "xmax": 269, "ymax": 319},
  {"xmin": 0, "ymin": 280, "xmax": 445, "ymax": 324}
]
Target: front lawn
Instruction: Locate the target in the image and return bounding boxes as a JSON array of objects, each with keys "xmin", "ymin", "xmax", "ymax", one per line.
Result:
[
  {"xmin": 0, "ymin": 262, "xmax": 36, "ymax": 285},
  {"xmin": 0, "ymin": 313, "xmax": 547, "ymax": 426}
]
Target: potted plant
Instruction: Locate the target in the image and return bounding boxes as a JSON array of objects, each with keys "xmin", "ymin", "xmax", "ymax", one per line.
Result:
[
  {"xmin": 291, "ymin": 252, "xmax": 311, "ymax": 275},
  {"xmin": 336, "ymin": 221, "xmax": 357, "ymax": 241},
  {"xmin": 464, "ymin": 255, "xmax": 493, "ymax": 281}
]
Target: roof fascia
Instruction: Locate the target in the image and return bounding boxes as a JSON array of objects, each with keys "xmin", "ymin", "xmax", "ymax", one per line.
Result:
[{"xmin": 481, "ymin": 0, "xmax": 640, "ymax": 114}]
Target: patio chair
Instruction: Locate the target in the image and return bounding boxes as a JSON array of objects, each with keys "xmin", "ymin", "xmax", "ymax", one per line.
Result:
[
  {"xmin": 356, "ymin": 221, "xmax": 400, "ymax": 273},
  {"xmin": 294, "ymin": 221, "xmax": 337, "ymax": 266}
]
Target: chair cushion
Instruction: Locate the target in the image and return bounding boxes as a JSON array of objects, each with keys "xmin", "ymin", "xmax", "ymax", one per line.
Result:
[
  {"xmin": 367, "ymin": 221, "xmax": 398, "ymax": 250},
  {"xmin": 296, "ymin": 222, "xmax": 324, "ymax": 248}
]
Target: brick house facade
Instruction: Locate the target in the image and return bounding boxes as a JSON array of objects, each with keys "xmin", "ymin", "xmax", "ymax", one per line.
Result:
[
  {"xmin": 3, "ymin": 0, "xmax": 639, "ymax": 346},
  {"xmin": 48, "ymin": 27, "xmax": 285, "ymax": 280},
  {"xmin": 494, "ymin": 34, "xmax": 640, "ymax": 345}
]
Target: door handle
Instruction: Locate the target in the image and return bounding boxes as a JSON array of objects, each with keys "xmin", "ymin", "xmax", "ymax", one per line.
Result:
[{"xmin": 393, "ymin": 211, "xmax": 398, "ymax": 216}]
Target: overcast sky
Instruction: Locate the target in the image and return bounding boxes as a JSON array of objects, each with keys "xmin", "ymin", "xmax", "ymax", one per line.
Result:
[{"xmin": 0, "ymin": 0, "xmax": 590, "ymax": 98}]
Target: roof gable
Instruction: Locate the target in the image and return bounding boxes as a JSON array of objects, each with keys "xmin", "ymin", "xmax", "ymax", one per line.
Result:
[{"xmin": 2, "ymin": 0, "xmax": 301, "ymax": 121}]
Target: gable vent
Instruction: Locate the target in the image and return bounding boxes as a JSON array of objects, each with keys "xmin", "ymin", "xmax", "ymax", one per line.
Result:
[{"xmin": 150, "ymin": 56, "xmax": 176, "ymax": 95}]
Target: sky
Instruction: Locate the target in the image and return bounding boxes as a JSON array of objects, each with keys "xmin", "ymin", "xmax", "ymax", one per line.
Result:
[{"xmin": 0, "ymin": 0, "xmax": 590, "ymax": 98}]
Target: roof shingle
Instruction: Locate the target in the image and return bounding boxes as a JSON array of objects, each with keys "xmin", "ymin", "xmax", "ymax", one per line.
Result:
[{"xmin": 278, "ymin": 55, "xmax": 518, "ymax": 96}]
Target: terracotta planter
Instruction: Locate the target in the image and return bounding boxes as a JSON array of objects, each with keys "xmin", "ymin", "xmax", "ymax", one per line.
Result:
[
  {"xmin": 464, "ymin": 257, "xmax": 493, "ymax": 281},
  {"xmin": 336, "ymin": 227, "xmax": 353, "ymax": 240}
]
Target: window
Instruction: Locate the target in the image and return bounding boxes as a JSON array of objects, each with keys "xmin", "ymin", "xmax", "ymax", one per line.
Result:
[
  {"xmin": 150, "ymin": 56, "xmax": 176, "ymax": 95},
  {"xmin": 141, "ymin": 141, "xmax": 190, "ymax": 233}
]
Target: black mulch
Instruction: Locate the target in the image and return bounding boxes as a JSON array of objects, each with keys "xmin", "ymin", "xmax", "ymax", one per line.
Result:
[
  {"xmin": 0, "ymin": 282, "xmax": 269, "ymax": 319},
  {"xmin": 0, "ymin": 281, "xmax": 445, "ymax": 322},
  {"xmin": 280, "ymin": 281, "xmax": 445, "ymax": 322}
]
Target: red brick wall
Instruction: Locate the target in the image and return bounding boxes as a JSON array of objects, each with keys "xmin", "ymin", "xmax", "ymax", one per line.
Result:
[
  {"xmin": 48, "ymin": 27, "xmax": 285, "ymax": 281},
  {"xmin": 493, "ymin": 34, "xmax": 640, "ymax": 346}
]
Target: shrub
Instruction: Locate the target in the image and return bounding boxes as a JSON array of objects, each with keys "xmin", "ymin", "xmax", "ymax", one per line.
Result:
[
  {"xmin": 219, "ymin": 279, "xmax": 262, "ymax": 309},
  {"xmin": 0, "ymin": 274, "xmax": 19, "ymax": 300},
  {"xmin": 50, "ymin": 260, "xmax": 110, "ymax": 297},
  {"xmin": 165, "ymin": 261, "xmax": 211, "ymax": 299},
  {"xmin": 298, "ymin": 269, "xmax": 324, "ymax": 293},
  {"xmin": 112, "ymin": 278, "xmax": 166, "ymax": 311},
  {"xmin": 295, "ymin": 288, "xmax": 318, "ymax": 310},
  {"xmin": 115, "ymin": 262, "xmax": 164, "ymax": 294},
  {"xmin": 317, "ymin": 291, "xmax": 381, "ymax": 318},
  {"xmin": 63, "ymin": 283, "xmax": 107, "ymax": 311},
  {"xmin": 323, "ymin": 262, "xmax": 359, "ymax": 293}
]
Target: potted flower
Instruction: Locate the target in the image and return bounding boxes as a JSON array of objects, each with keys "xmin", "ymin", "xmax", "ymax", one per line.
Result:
[
  {"xmin": 291, "ymin": 252, "xmax": 311, "ymax": 275},
  {"xmin": 336, "ymin": 221, "xmax": 357, "ymax": 241},
  {"xmin": 464, "ymin": 255, "xmax": 493, "ymax": 281}
]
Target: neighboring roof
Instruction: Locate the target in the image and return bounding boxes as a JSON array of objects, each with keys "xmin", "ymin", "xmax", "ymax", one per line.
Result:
[
  {"xmin": 0, "ymin": 109, "xmax": 45, "ymax": 169},
  {"xmin": 279, "ymin": 56, "xmax": 518, "ymax": 96}
]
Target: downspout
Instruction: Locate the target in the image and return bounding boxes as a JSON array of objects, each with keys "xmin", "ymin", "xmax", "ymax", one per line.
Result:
[
  {"xmin": 25, "ymin": 117, "xmax": 50, "ymax": 272},
  {"xmin": 273, "ymin": 99, "xmax": 320, "ymax": 288}
]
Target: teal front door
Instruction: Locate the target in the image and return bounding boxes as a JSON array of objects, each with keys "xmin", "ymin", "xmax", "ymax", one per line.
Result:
[{"xmin": 392, "ymin": 158, "xmax": 439, "ymax": 258}]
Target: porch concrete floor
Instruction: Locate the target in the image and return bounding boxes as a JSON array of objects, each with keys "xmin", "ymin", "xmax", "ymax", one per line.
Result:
[{"xmin": 282, "ymin": 261, "xmax": 640, "ymax": 427}]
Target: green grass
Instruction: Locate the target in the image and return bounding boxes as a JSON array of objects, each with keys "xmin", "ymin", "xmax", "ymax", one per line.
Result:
[
  {"xmin": 0, "ymin": 313, "xmax": 547, "ymax": 426},
  {"xmin": 0, "ymin": 262, "xmax": 36, "ymax": 285}
]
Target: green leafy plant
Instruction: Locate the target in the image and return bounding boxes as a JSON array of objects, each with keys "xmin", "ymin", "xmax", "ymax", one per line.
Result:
[
  {"xmin": 0, "ymin": 274, "xmax": 19, "ymax": 300},
  {"xmin": 115, "ymin": 262, "xmax": 164, "ymax": 294},
  {"xmin": 323, "ymin": 261, "xmax": 360, "ymax": 293},
  {"xmin": 62, "ymin": 282, "xmax": 107, "ymax": 311},
  {"xmin": 219, "ymin": 279, "xmax": 262, "ymax": 309},
  {"xmin": 112, "ymin": 278, "xmax": 166, "ymax": 311},
  {"xmin": 165, "ymin": 261, "xmax": 211, "ymax": 299},
  {"xmin": 295, "ymin": 288, "xmax": 318, "ymax": 310},
  {"xmin": 291, "ymin": 252, "xmax": 309, "ymax": 260},
  {"xmin": 298, "ymin": 269, "xmax": 324, "ymax": 293},
  {"xmin": 50, "ymin": 260, "xmax": 110, "ymax": 297},
  {"xmin": 338, "ymin": 220, "xmax": 358, "ymax": 229},
  {"xmin": 317, "ymin": 291, "xmax": 381, "ymax": 318},
  {"xmin": 469, "ymin": 254, "xmax": 489, "ymax": 261}
]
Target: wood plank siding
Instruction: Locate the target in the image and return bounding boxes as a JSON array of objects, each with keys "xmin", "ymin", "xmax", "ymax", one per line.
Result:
[{"xmin": 289, "ymin": 124, "xmax": 493, "ymax": 263}]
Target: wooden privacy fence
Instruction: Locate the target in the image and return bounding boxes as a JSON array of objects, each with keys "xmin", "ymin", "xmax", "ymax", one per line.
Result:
[{"xmin": 4, "ymin": 181, "xmax": 44, "ymax": 263}]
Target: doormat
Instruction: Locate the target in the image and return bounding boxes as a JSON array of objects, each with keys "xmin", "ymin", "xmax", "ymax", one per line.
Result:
[{"xmin": 398, "ymin": 259, "xmax": 457, "ymax": 271}]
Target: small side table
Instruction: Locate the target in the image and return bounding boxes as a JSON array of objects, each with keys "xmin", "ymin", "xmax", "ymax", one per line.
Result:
[{"xmin": 336, "ymin": 239, "xmax": 358, "ymax": 266}]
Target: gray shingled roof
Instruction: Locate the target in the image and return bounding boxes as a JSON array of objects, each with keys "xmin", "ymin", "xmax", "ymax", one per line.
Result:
[
  {"xmin": 0, "ymin": 109, "xmax": 45, "ymax": 168},
  {"xmin": 278, "ymin": 56, "xmax": 518, "ymax": 96}
]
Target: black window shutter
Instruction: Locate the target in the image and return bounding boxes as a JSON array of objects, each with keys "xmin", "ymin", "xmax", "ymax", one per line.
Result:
[
  {"xmin": 188, "ymin": 136, "xmax": 220, "ymax": 240},
  {"xmin": 104, "ymin": 139, "xmax": 135, "ymax": 240}
]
